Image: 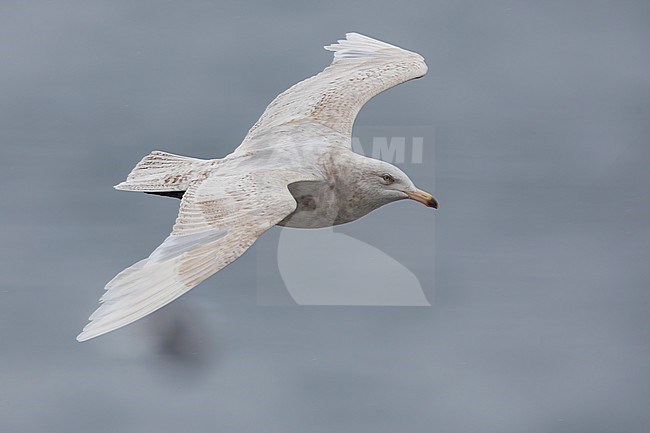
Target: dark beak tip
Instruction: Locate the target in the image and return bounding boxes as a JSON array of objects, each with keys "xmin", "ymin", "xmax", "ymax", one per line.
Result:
[{"xmin": 406, "ymin": 190, "xmax": 438, "ymax": 209}]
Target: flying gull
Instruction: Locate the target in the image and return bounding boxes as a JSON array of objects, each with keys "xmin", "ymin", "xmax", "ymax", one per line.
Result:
[{"xmin": 77, "ymin": 33, "xmax": 437, "ymax": 341}]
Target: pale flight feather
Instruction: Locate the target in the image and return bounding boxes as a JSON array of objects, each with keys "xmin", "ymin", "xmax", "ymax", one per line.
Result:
[
  {"xmin": 78, "ymin": 171, "xmax": 312, "ymax": 341},
  {"xmin": 236, "ymin": 32, "xmax": 427, "ymax": 151}
]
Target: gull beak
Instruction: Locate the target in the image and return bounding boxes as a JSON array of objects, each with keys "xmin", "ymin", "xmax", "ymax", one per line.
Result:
[{"xmin": 406, "ymin": 188, "xmax": 438, "ymax": 209}]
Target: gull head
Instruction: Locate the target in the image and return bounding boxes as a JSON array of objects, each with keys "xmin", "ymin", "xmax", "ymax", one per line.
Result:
[{"xmin": 358, "ymin": 158, "xmax": 438, "ymax": 209}]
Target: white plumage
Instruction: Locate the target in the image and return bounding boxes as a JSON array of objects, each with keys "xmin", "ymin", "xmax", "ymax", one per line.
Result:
[
  {"xmin": 239, "ymin": 32, "xmax": 427, "ymax": 149},
  {"xmin": 77, "ymin": 33, "xmax": 435, "ymax": 342}
]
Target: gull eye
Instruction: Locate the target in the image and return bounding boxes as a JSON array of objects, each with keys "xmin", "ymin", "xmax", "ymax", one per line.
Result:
[{"xmin": 381, "ymin": 174, "xmax": 395, "ymax": 185}]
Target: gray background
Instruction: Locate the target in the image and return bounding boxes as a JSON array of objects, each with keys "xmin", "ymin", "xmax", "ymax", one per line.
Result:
[{"xmin": 1, "ymin": 1, "xmax": 649, "ymax": 432}]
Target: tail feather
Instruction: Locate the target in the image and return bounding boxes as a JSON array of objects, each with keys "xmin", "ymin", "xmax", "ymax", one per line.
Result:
[{"xmin": 114, "ymin": 151, "xmax": 210, "ymax": 193}]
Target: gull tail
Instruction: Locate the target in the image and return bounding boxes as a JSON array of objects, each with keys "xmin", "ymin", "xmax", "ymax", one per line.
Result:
[{"xmin": 114, "ymin": 151, "xmax": 211, "ymax": 196}]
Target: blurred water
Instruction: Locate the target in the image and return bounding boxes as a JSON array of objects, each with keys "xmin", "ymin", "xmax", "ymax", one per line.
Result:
[{"xmin": 1, "ymin": 1, "xmax": 649, "ymax": 432}]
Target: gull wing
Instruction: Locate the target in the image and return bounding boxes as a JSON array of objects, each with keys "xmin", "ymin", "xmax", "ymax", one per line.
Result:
[
  {"xmin": 77, "ymin": 170, "xmax": 306, "ymax": 341},
  {"xmin": 236, "ymin": 33, "xmax": 428, "ymax": 151}
]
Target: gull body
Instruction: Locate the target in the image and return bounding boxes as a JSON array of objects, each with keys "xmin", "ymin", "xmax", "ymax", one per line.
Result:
[{"xmin": 78, "ymin": 33, "xmax": 437, "ymax": 341}]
